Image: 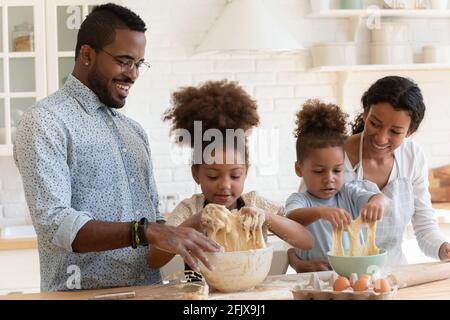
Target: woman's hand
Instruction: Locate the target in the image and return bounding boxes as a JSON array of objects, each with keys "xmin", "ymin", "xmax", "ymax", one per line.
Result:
[
  {"xmin": 439, "ymin": 242, "xmax": 450, "ymax": 261},
  {"xmin": 318, "ymin": 207, "xmax": 352, "ymax": 229},
  {"xmin": 361, "ymin": 193, "xmax": 386, "ymax": 223}
]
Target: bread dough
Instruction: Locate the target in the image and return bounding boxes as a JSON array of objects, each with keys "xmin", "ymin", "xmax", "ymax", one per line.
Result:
[
  {"xmin": 201, "ymin": 204, "xmax": 266, "ymax": 252},
  {"xmin": 331, "ymin": 228, "xmax": 345, "ymax": 256},
  {"xmin": 331, "ymin": 216, "xmax": 379, "ymax": 256},
  {"xmin": 363, "ymin": 220, "xmax": 379, "ymax": 256},
  {"xmin": 346, "ymin": 217, "xmax": 363, "ymax": 256}
]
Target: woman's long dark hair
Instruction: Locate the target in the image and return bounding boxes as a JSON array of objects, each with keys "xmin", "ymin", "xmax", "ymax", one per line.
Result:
[{"xmin": 351, "ymin": 76, "xmax": 425, "ymax": 134}]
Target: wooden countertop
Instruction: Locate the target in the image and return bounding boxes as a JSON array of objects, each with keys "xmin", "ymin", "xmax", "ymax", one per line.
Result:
[
  {"xmin": 0, "ymin": 238, "xmax": 37, "ymax": 251},
  {"xmin": 2, "ymin": 272, "xmax": 450, "ymax": 300},
  {"xmin": 396, "ymin": 278, "xmax": 450, "ymax": 300},
  {"xmin": 433, "ymin": 202, "xmax": 450, "ymax": 210}
]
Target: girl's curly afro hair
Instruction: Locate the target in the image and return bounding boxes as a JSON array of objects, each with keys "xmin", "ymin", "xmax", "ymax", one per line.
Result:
[
  {"xmin": 164, "ymin": 79, "xmax": 259, "ymax": 143},
  {"xmin": 163, "ymin": 80, "xmax": 260, "ymax": 165}
]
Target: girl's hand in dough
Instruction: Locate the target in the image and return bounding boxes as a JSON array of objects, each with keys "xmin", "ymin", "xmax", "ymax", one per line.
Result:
[{"xmin": 240, "ymin": 207, "xmax": 267, "ymax": 231}]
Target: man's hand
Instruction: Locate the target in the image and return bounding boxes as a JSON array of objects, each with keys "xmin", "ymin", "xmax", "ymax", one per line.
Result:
[
  {"xmin": 318, "ymin": 207, "xmax": 352, "ymax": 229},
  {"xmin": 361, "ymin": 193, "xmax": 386, "ymax": 223},
  {"xmin": 146, "ymin": 223, "xmax": 222, "ymax": 272},
  {"xmin": 439, "ymin": 242, "xmax": 450, "ymax": 261}
]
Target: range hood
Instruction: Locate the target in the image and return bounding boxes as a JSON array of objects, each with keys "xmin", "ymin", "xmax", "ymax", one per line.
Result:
[{"xmin": 195, "ymin": 0, "xmax": 303, "ymax": 54}]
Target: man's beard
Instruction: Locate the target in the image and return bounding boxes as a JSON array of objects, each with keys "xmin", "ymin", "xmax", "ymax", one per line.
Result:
[{"xmin": 88, "ymin": 68, "xmax": 125, "ymax": 109}]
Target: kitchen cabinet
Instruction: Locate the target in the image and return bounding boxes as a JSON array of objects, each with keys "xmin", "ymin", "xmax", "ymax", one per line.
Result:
[
  {"xmin": 0, "ymin": 248, "xmax": 40, "ymax": 295},
  {"xmin": 0, "ymin": 0, "xmax": 46, "ymax": 156},
  {"xmin": 45, "ymin": 0, "xmax": 119, "ymax": 94},
  {"xmin": 0, "ymin": 0, "xmax": 122, "ymax": 156}
]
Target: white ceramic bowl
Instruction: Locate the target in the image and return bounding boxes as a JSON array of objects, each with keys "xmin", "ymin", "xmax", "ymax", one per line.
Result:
[
  {"xmin": 311, "ymin": 42, "xmax": 356, "ymax": 67},
  {"xmin": 371, "ymin": 22, "xmax": 410, "ymax": 43},
  {"xmin": 199, "ymin": 246, "xmax": 273, "ymax": 293},
  {"xmin": 370, "ymin": 42, "xmax": 413, "ymax": 64}
]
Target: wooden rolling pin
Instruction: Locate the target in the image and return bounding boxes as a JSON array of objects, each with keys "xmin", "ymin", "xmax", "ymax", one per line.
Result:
[{"xmin": 387, "ymin": 260, "xmax": 450, "ymax": 289}]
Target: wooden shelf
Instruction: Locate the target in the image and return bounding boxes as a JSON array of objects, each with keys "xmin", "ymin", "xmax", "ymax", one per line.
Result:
[
  {"xmin": 308, "ymin": 9, "xmax": 450, "ymax": 19},
  {"xmin": 309, "ymin": 63, "xmax": 450, "ymax": 72}
]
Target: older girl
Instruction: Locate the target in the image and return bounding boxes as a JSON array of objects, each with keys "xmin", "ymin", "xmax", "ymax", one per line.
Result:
[{"xmin": 148, "ymin": 80, "xmax": 313, "ymax": 278}]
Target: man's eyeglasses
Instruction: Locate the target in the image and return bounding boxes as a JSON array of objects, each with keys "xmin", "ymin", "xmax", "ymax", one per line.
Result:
[{"xmin": 98, "ymin": 48, "xmax": 150, "ymax": 76}]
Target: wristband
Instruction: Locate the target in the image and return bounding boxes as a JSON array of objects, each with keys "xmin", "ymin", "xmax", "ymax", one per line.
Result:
[
  {"xmin": 137, "ymin": 217, "xmax": 149, "ymax": 247},
  {"xmin": 131, "ymin": 220, "xmax": 139, "ymax": 249}
]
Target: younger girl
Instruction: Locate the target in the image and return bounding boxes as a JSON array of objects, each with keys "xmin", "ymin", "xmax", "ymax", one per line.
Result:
[
  {"xmin": 148, "ymin": 80, "xmax": 314, "ymax": 279},
  {"xmin": 285, "ymin": 99, "xmax": 388, "ymax": 273}
]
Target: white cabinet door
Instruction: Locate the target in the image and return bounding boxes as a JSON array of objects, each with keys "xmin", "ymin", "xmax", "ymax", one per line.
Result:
[
  {"xmin": 0, "ymin": 0, "xmax": 125, "ymax": 156},
  {"xmin": 45, "ymin": 0, "xmax": 123, "ymax": 95},
  {"xmin": 0, "ymin": 0, "xmax": 45, "ymax": 155},
  {"xmin": 0, "ymin": 248, "xmax": 40, "ymax": 294}
]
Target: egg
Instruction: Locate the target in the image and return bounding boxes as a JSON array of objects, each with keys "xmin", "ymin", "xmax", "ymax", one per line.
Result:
[
  {"xmin": 374, "ymin": 278, "xmax": 391, "ymax": 293},
  {"xmin": 352, "ymin": 278, "xmax": 370, "ymax": 291},
  {"xmin": 333, "ymin": 276, "xmax": 351, "ymax": 291},
  {"xmin": 359, "ymin": 274, "xmax": 372, "ymax": 282}
]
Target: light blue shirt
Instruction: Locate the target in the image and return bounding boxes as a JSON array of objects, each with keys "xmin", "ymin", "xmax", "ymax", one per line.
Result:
[
  {"xmin": 14, "ymin": 74, "xmax": 163, "ymax": 291},
  {"xmin": 285, "ymin": 183, "xmax": 376, "ymax": 261}
]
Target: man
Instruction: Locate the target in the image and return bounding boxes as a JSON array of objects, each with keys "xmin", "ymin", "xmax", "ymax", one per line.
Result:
[{"xmin": 14, "ymin": 3, "xmax": 219, "ymax": 292}]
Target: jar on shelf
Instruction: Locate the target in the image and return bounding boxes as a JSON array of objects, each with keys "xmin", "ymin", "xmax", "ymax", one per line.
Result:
[{"xmin": 12, "ymin": 22, "xmax": 34, "ymax": 52}]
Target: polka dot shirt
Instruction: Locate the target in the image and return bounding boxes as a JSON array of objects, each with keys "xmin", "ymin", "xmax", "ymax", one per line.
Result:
[{"xmin": 14, "ymin": 74, "xmax": 163, "ymax": 291}]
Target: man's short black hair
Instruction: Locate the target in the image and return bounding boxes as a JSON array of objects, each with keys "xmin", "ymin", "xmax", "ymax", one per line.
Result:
[{"xmin": 75, "ymin": 3, "xmax": 146, "ymax": 59}]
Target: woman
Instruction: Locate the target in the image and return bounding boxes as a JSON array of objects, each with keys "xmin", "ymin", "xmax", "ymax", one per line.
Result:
[
  {"xmin": 291, "ymin": 76, "xmax": 450, "ymax": 272},
  {"xmin": 344, "ymin": 76, "xmax": 450, "ymax": 266}
]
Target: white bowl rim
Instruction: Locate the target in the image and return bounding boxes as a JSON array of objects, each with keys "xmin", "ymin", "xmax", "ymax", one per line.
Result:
[{"xmin": 204, "ymin": 245, "xmax": 273, "ymax": 257}]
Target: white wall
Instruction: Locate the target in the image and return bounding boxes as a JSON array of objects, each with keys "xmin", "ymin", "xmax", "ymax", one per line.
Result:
[
  {"xmin": 122, "ymin": 0, "xmax": 450, "ymax": 204},
  {"xmin": 1, "ymin": 0, "xmax": 450, "ymax": 225}
]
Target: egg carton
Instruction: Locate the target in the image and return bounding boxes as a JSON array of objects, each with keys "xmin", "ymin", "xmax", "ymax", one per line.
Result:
[{"xmin": 291, "ymin": 272, "xmax": 397, "ymax": 300}]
